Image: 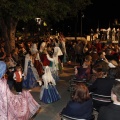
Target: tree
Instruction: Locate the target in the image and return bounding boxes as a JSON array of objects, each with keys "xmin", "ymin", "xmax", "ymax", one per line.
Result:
[{"xmin": 0, "ymin": 0, "xmax": 92, "ymax": 54}]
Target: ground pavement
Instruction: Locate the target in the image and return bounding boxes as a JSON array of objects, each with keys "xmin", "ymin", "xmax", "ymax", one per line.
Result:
[{"xmin": 30, "ymin": 62, "xmax": 77, "ymax": 120}]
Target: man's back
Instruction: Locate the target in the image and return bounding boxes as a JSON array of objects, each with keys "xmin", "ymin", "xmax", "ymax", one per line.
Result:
[{"xmin": 98, "ymin": 103, "xmax": 120, "ymax": 120}]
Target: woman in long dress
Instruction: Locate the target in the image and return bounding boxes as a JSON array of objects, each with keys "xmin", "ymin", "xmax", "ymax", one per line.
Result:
[
  {"xmin": 30, "ymin": 42, "xmax": 44, "ymax": 77},
  {"xmin": 0, "ymin": 61, "xmax": 40, "ymax": 120},
  {"xmin": 46, "ymin": 50, "xmax": 59, "ymax": 81},
  {"xmin": 23, "ymin": 50, "xmax": 40, "ymax": 89},
  {"xmin": 39, "ymin": 66, "xmax": 61, "ymax": 104}
]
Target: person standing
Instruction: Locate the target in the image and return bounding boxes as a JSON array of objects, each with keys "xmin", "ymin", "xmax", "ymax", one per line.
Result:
[
  {"xmin": 39, "ymin": 66, "xmax": 61, "ymax": 104},
  {"xmin": 13, "ymin": 65, "xmax": 23, "ymax": 94},
  {"xmin": 23, "ymin": 50, "xmax": 40, "ymax": 89},
  {"xmin": 30, "ymin": 42, "xmax": 44, "ymax": 77},
  {"xmin": 0, "ymin": 61, "xmax": 40, "ymax": 120},
  {"xmin": 46, "ymin": 50, "xmax": 59, "ymax": 81}
]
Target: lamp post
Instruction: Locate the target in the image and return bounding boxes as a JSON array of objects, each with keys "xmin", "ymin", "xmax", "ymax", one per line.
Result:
[
  {"xmin": 22, "ymin": 27, "xmax": 25, "ymax": 40},
  {"xmin": 35, "ymin": 18, "xmax": 41, "ymax": 38},
  {"xmin": 80, "ymin": 12, "xmax": 84, "ymax": 37}
]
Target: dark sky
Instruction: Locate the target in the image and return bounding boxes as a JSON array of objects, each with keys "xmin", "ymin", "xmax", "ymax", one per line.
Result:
[
  {"xmin": 84, "ymin": 0, "xmax": 120, "ymax": 29},
  {"xmin": 53, "ymin": 0, "xmax": 120, "ymax": 35}
]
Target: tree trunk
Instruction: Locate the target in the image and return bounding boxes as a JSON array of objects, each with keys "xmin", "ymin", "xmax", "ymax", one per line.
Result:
[{"xmin": 0, "ymin": 16, "xmax": 18, "ymax": 55}]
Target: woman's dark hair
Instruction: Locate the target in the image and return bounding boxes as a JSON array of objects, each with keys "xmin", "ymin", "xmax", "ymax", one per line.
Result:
[
  {"xmin": 93, "ymin": 61, "xmax": 109, "ymax": 73},
  {"xmin": 92, "ymin": 64, "xmax": 103, "ymax": 73},
  {"xmin": 72, "ymin": 83, "xmax": 90, "ymax": 103}
]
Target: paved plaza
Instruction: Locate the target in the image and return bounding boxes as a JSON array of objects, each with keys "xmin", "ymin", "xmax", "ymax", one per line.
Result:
[{"xmin": 30, "ymin": 63, "xmax": 76, "ymax": 120}]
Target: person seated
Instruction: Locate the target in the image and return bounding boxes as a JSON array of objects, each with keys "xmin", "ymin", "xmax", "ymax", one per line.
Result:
[
  {"xmin": 74, "ymin": 55, "xmax": 92, "ymax": 81},
  {"xmin": 60, "ymin": 83, "xmax": 93, "ymax": 120},
  {"xmin": 97, "ymin": 80, "xmax": 120, "ymax": 120},
  {"xmin": 94, "ymin": 51, "xmax": 107, "ymax": 65},
  {"xmin": 89, "ymin": 62, "xmax": 117, "ymax": 112}
]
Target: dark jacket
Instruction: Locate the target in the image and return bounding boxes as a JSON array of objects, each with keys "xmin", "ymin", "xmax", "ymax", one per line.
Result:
[
  {"xmin": 61, "ymin": 99, "xmax": 93, "ymax": 120},
  {"xmin": 98, "ymin": 103, "xmax": 120, "ymax": 120},
  {"xmin": 89, "ymin": 77, "xmax": 115, "ymax": 111}
]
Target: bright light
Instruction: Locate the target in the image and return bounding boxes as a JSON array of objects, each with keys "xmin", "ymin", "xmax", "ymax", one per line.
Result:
[{"xmin": 35, "ymin": 18, "xmax": 41, "ymax": 25}]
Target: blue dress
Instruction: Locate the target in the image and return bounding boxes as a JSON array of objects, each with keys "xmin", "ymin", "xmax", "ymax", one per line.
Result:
[
  {"xmin": 40, "ymin": 83, "xmax": 61, "ymax": 104},
  {"xmin": 23, "ymin": 61, "xmax": 39, "ymax": 89},
  {"xmin": 40, "ymin": 66, "xmax": 61, "ymax": 104}
]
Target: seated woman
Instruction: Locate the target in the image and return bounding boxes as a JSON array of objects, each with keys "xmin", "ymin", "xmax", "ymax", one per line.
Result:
[
  {"xmin": 74, "ymin": 55, "xmax": 92, "ymax": 81},
  {"xmin": 60, "ymin": 83, "xmax": 93, "ymax": 120}
]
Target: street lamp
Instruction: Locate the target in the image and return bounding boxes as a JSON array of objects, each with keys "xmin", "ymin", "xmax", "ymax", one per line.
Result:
[
  {"xmin": 35, "ymin": 18, "xmax": 41, "ymax": 38},
  {"xmin": 35, "ymin": 18, "xmax": 41, "ymax": 25}
]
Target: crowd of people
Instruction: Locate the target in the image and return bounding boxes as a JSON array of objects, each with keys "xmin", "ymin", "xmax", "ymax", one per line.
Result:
[
  {"xmin": 60, "ymin": 38, "xmax": 120, "ymax": 120},
  {"xmin": 1, "ymin": 31, "xmax": 120, "ymax": 119},
  {"xmin": 0, "ymin": 33, "xmax": 67, "ymax": 119}
]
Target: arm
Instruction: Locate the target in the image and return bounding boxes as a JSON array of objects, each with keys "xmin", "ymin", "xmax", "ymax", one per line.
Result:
[
  {"xmin": 24, "ymin": 55, "xmax": 29, "ymax": 77},
  {"xmin": 46, "ymin": 54, "xmax": 54, "ymax": 62},
  {"xmin": 13, "ymin": 72, "xmax": 16, "ymax": 81}
]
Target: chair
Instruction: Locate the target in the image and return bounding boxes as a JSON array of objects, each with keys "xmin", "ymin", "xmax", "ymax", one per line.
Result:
[
  {"xmin": 60, "ymin": 114, "xmax": 95, "ymax": 120},
  {"xmin": 68, "ymin": 77, "xmax": 87, "ymax": 97},
  {"xmin": 91, "ymin": 93, "xmax": 112, "ymax": 111}
]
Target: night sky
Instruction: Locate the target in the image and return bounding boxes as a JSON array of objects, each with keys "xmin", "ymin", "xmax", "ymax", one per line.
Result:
[
  {"xmin": 84, "ymin": 0, "xmax": 120, "ymax": 30},
  {"xmin": 58, "ymin": 0, "xmax": 120, "ymax": 36}
]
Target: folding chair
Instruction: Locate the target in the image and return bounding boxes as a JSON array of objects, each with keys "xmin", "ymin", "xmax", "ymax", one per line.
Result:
[{"xmin": 91, "ymin": 93, "xmax": 112, "ymax": 112}]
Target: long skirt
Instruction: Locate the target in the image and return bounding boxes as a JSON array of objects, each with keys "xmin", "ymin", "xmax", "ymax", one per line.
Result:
[
  {"xmin": 23, "ymin": 67, "xmax": 38, "ymax": 89},
  {"xmin": 34, "ymin": 60, "xmax": 44, "ymax": 77},
  {"xmin": 40, "ymin": 84, "xmax": 61, "ymax": 104}
]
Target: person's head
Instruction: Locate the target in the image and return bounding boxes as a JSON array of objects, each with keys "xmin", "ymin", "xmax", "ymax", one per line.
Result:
[
  {"xmin": 92, "ymin": 64, "xmax": 103, "ymax": 74},
  {"xmin": 92, "ymin": 61, "xmax": 109, "ymax": 78},
  {"xmin": 85, "ymin": 55, "xmax": 92, "ymax": 62},
  {"xmin": 15, "ymin": 65, "xmax": 22, "ymax": 72},
  {"xmin": 111, "ymin": 80, "xmax": 120, "ymax": 102},
  {"xmin": 0, "ymin": 61, "xmax": 6, "ymax": 79},
  {"xmin": 107, "ymin": 68, "xmax": 118, "ymax": 79},
  {"xmin": 98, "ymin": 51, "xmax": 106, "ymax": 59},
  {"xmin": 72, "ymin": 83, "xmax": 90, "ymax": 103}
]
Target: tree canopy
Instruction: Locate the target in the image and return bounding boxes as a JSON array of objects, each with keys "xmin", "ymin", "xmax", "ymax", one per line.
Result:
[
  {"xmin": 0, "ymin": 0, "xmax": 92, "ymax": 53},
  {"xmin": 0, "ymin": 0, "xmax": 92, "ymax": 23}
]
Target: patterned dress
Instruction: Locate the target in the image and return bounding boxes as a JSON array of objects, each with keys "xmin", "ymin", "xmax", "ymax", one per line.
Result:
[
  {"xmin": 0, "ymin": 78, "xmax": 40, "ymax": 120},
  {"xmin": 23, "ymin": 54, "xmax": 40, "ymax": 89}
]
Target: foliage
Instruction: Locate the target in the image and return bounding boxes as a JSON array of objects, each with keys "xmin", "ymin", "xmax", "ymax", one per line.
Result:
[
  {"xmin": 68, "ymin": 0, "xmax": 92, "ymax": 17},
  {"xmin": 0, "ymin": 0, "xmax": 92, "ymax": 22}
]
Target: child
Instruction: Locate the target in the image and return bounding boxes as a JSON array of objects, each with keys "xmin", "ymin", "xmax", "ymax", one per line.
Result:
[{"xmin": 13, "ymin": 65, "xmax": 23, "ymax": 94}]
